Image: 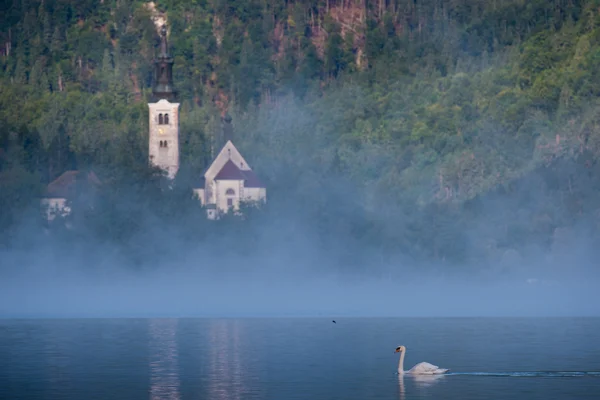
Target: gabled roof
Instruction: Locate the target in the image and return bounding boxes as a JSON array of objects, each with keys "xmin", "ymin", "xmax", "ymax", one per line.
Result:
[
  {"xmin": 44, "ymin": 170, "xmax": 101, "ymax": 198},
  {"xmin": 242, "ymin": 169, "xmax": 265, "ymax": 188},
  {"xmin": 213, "ymin": 160, "xmax": 266, "ymax": 188},
  {"xmin": 214, "ymin": 160, "xmax": 247, "ymax": 180},
  {"xmin": 203, "ymin": 140, "xmax": 250, "ymax": 180},
  {"xmin": 199, "ymin": 140, "xmax": 266, "ymax": 188}
]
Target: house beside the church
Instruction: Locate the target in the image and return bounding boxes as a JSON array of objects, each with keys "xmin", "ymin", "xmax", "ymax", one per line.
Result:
[{"xmin": 40, "ymin": 170, "xmax": 101, "ymax": 221}]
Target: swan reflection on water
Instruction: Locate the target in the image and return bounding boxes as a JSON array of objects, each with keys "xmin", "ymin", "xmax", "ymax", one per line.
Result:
[{"xmin": 398, "ymin": 373, "xmax": 445, "ymax": 400}]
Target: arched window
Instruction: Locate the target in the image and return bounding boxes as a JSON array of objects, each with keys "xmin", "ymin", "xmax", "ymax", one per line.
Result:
[
  {"xmin": 164, "ymin": 114, "xmax": 169, "ymax": 124},
  {"xmin": 159, "ymin": 140, "xmax": 163, "ymax": 148},
  {"xmin": 226, "ymin": 188, "xmax": 235, "ymax": 195},
  {"xmin": 164, "ymin": 140, "xmax": 168, "ymax": 148},
  {"xmin": 158, "ymin": 114, "xmax": 163, "ymax": 125}
]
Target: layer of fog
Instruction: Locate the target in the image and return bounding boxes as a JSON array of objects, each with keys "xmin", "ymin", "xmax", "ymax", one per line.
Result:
[
  {"xmin": 1, "ymin": 243, "xmax": 599, "ymax": 318},
  {"xmin": 3, "ymin": 151, "xmax": 600, "ymax": 318},
  {"xmin": 3, "ymin": 85, "xmax": 600, "ymax": 318}
]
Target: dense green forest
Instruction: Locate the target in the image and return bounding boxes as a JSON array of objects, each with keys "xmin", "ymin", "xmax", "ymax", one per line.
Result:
[{"xmin": 2, "ymin": 0, "xmax": 600, "ymax": 275}]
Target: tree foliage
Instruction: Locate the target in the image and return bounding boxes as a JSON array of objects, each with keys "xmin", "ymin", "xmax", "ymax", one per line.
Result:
[{"xmin": 2, "ymin": 0, "xmax": 600, "ymax": 272}]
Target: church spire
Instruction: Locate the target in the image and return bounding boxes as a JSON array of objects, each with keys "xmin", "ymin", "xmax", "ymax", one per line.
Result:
[
  {"xmin": 152, "ymin": 24, "xmax": 176, "ymax": 101},
  {"xmin": 158, "ymin": 24, "xmax": 170, "ymax": 58},
  {"xmin": 222, "ymin": 113, "xmax": 234, "ymax": 143}
]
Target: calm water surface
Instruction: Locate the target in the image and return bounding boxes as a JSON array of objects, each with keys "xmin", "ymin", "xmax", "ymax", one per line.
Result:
[{"xmin": 0, "ymin": 318, "xmax": 599, "ymax": 399}]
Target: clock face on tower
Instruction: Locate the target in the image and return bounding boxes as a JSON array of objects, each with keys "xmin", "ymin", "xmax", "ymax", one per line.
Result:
[{"xmin": 158, "ymin": 128, "xmax": 164, "ymax": 134}]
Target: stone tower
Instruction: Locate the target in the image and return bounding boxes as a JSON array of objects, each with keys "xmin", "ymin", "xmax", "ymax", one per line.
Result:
[{"xmin": 148, "ymin": 24, "xmax": 180, "ymax": 179}]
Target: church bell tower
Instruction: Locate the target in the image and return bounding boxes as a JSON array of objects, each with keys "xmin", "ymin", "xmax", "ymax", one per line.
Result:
[{"xmin": 148, "ymin": 24, "xmax": 180, "ymax": 179}]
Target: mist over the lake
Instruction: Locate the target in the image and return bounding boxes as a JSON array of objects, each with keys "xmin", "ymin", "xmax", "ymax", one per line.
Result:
[
  {"xmin": 1, "ymin": 254, "xmax": 598, "ymax": 318},
  {"xmin": 1, "ymin": 157, "xmax": 599, "ymax": 319},
  {"xmin": 2, "ymin": 91, "xmax": 600, "ymax": 319}
]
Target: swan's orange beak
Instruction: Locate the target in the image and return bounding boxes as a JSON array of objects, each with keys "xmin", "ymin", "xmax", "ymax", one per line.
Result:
[{"xmin": 394, "ymin": 348, "xmax": 401, "ymax": 353}]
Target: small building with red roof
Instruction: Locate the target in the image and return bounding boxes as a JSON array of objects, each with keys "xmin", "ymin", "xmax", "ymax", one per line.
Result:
[{"xmin": 40, "ymin": 170, "xmax": 101, "ymax": 221}]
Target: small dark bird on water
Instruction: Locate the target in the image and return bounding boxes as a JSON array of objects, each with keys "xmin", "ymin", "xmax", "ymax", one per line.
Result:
[{"xmin": 332, "ymin": 320, "xmax": 336, "ymax": 324}]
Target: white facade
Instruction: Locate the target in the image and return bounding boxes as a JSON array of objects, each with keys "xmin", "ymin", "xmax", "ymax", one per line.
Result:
[
  {"xmin": 194, "ymin": 140, "xmax": 266, "ymax": 219},
  {"xmin": 41, "ymin": 198, "xmax": 69, "ymax": 221},
  {"xmin": 39, "ymin": 170, "xmax": 100, "ymax": 222},
  {"xmin": 243, "ymin": 187, "xmax": 267, "ymax": 203},
  {"xmin": 148, "ymin": 99, "xmax": 180, "ymax": 179},
  {"xmin": 215, "ymin": 179, "xmax": 243, "ymax": 211}
]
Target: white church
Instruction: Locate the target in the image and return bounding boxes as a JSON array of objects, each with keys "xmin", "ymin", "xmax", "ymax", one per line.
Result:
[
  {"xmin": 42, "ymin": 25, "xmax": 266, "ymax": 221},
  {"xmin": 192, "ymin": 141, "xmax": 267, "ymax": 220}
]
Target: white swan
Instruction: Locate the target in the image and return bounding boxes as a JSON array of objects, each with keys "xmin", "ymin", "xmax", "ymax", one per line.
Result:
[{"xmin": 395, "ymin": 345, "xmax": 449, "ymax": 375}]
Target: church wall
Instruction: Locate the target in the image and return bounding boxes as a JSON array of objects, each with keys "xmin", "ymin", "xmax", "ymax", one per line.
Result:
[
  {"xmin": 215, "ymin": 179, "xmax": 244, "ymax": 213},
  {"xmin": 204, "ymin": 179, "xmax": 216, "ymax": 205},
  {"xmin": 242, "ymin": 187, "xmax": 266, "ymax": 204},
  {"xmin": 193, "ymin": 188, "xmax": 205, "ymax": 205}
]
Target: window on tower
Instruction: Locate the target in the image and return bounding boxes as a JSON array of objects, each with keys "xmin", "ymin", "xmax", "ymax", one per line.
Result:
[
  {"xmin": 158, "ymin": 114, "xmax": 163, "ymax": 124},
  {"xmin": 226, "ymin": 188, "xmax": 235, "ymax": 195},
  {"xmin": 164, "ymin": 114, "xmax": 169, "ymax": 124}
]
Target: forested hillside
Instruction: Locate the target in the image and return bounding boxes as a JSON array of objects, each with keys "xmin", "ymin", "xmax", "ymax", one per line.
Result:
[{"xmin": 2, "ymin": 0, "xmax": 600, "ymax": 275}]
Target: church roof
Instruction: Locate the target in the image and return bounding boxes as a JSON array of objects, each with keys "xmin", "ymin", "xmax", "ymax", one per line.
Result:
[
  {"xmin": 214, "ymin": 160, "xmax": 247, "ymax": 180},
  {"xmin": 213, "ymin": 160, "xmax": 266, "ymax": 188},
  {"xmin": 202, "ymin": 140, "xmax": 249, "ymax": 179},
  {"xmin": 242, "ymin": 169, "xmax": 265, "ymax": 188},
  {"xmin": 44, "ymin": 170, "xmax": 101, "ymax": 198}
]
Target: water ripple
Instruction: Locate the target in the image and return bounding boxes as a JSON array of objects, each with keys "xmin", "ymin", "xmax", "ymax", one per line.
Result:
[{"xmin": 446, "ymin": 371, "xmax": 600, "ymax": 378}]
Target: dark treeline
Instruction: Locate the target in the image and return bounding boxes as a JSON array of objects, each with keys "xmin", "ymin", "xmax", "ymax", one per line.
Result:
[{"xmin": 2, "ymin": 0, "xmax": 600, "ymax": 276}]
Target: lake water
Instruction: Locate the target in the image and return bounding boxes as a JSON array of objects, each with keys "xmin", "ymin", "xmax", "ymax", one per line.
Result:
[{"xmin": 1, "ymin": 318, "xmax": 599, "ymax": 399}]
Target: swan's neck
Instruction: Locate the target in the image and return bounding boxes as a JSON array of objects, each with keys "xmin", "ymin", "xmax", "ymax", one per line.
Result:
[{"xmin": 398, "ymin": 350, "xmax": 405, "ymax": 374}]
